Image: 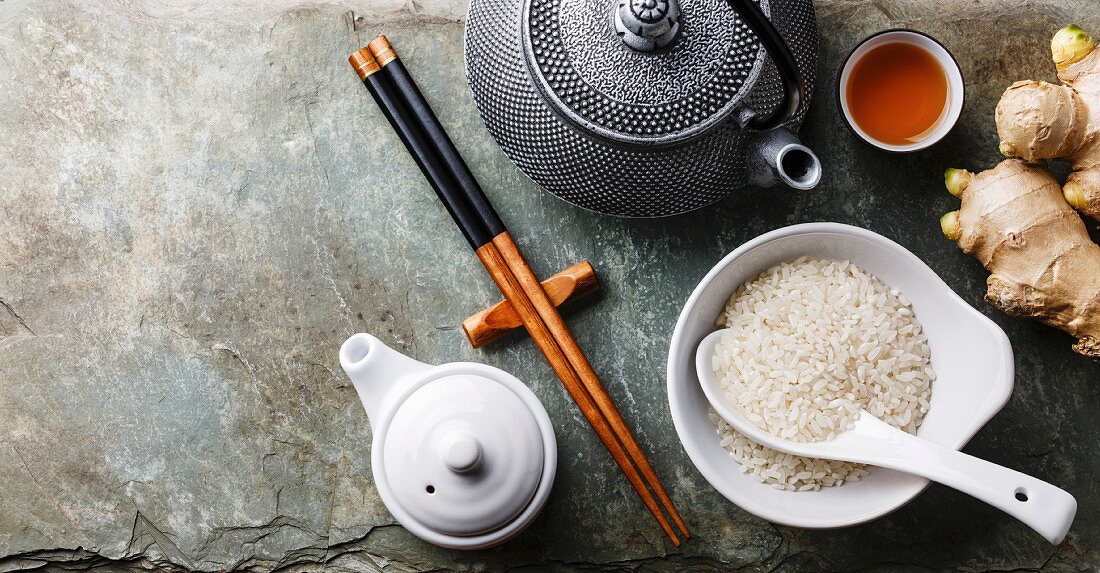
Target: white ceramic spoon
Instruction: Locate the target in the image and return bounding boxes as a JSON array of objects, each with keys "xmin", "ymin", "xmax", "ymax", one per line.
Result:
[{"xmin": 696, "ymin": 329, "xmax": 1077, "ymax": 544}]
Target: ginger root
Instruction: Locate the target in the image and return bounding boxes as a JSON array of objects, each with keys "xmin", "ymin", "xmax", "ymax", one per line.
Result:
[
  {"xmin": 940, "ymin": 159, "xmax": 1100, "ymax": 358},
  {"xmin": 996, "ymin": 25, "xmax": 1100, "ymax": 220}
]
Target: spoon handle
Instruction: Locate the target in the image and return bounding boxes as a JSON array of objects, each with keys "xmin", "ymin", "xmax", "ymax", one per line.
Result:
[{"xmin": 874, "ymin": 427, "xmax": 1076, "ymax": 544}]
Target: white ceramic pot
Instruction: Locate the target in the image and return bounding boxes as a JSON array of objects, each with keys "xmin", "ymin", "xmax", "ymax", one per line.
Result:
[
  {"xmin": 340, "ymin": 333, "xmax": 557, "ymax": 549},
  {"xmin": 666, "ymin": 223, "xmax": 1014, "ymax": 528}
]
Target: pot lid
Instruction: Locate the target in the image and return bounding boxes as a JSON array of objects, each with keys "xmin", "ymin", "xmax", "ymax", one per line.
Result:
[
  {"xmin": 381, "ymin": 373, "xmax": 547, "ymax": 536},
  {"xmin": 522, "ymin": 0, "xmax": 766, "ymax": 145}
]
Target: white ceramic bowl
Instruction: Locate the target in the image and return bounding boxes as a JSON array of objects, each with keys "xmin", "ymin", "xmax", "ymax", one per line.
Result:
[{"xmin": 666, "ymin": 223, "xmax": 1014, "ymax": 528}]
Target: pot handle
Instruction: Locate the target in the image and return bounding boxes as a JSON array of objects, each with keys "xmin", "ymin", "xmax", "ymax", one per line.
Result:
[{"xmin": 727, "ymin": 0, "xmax": 804, "ymax": 130}]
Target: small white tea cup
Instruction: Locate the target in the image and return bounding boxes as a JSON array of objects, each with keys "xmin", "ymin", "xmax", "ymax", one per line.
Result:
[{"xmin": 838, "ymin": 30, "xmax": 965, "ymax": 153}]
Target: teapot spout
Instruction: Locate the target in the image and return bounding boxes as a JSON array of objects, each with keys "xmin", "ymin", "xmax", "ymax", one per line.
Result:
[
  {"xmin": 339, "ymin": 333, "xmax": 430, "ymax": 425},
  {"xmin": 746, "ymin": 128, "xmax": 822, "ymax": 190}
]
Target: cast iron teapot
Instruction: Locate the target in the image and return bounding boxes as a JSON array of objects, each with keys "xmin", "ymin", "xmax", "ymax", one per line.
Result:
[{"xmin": 465, "ymin": 0, "xmax": 820, "ymax": 217}]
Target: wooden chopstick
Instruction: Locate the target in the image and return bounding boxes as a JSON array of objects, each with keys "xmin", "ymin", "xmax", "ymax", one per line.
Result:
[
  {"xmin": 350, "ymin": 38, "xmax": 688, "ymax": 545},
  {"xmin": 492, "ymin": 232, "xmax": 691, "ymax": 539},
  {"xmin": 475, "ymin": 241, "xmax": 680, "ymax": 545}
]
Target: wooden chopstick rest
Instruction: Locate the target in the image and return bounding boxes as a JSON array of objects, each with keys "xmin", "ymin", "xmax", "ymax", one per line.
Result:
[{"xmin": 463, "ymin": 261, "xmax": 599, "ymax": 348}]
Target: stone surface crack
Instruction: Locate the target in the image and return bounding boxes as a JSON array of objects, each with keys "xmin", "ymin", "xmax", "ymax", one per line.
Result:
[
  {"xmin": 213, "ymin": 342, "xmax": 260, "ymax": 383},
  {"xmin": 0, "ymin": 298, "xmax": 36, "ymax": 335},
  {"xmin": 301, "ymin": 98, "xmax": 354, "ymax": 332},
  {"xmin": 10, "ymin": 444, "xmax": 45, "ymax": 490},
  {"xmin": 125, "ymin": 511, "xmax": 196, "ymax": 569}
]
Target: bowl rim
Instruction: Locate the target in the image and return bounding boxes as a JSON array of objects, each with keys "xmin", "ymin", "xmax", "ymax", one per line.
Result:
[{"xmin": 666, "ymin": 222, "xmax": 1014, "ymax": 528}]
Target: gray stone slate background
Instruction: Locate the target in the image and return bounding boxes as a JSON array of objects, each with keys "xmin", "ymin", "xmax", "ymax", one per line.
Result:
[{"xmin": 1, "ymin": 0, "xmax": 1098, "ymax": 571}]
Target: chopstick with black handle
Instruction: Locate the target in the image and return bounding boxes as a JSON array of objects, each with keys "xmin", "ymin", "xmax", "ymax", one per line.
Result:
[
  {"xmin": 349, "ymin": 44, "xmax": 683, "ymax": 546},
  {"xmin": 349, "ymin": 49, "xmax": 490, "ymax": 249},
  {"xmin": 360, "ymin": 36, "xmax": 689, "ymax": 542},
  {"xmin": 365, "ymin": 37, "xmax": 507, "ymax": 238}
]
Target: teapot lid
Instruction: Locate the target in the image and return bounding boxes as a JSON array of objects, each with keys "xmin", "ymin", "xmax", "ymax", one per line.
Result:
[
  {"xmin": 522, "ymin": 0, "xmax": 766, "ymax": 145},
  {"xmin": 377, "ymin": 366, "xmax": 552, "ymax": 538}
]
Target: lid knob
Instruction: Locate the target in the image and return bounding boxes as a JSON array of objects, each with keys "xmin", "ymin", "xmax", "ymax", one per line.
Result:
[
  {"xmin": 441, "ymin": 432, "xmax": 483, "ymax": 473},
  {"xmin": 614, "ymin": 0, "xmax": 681, "ymax": 52}
]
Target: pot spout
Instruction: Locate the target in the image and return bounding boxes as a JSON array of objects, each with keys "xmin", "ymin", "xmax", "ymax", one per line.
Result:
[
  {"xmin": 339, "ymin": 333, "xmax": 430, "ymax": 425},
  {"xmin": 746, "ymin": 128, "xmax": 822, "ymax": 190}
]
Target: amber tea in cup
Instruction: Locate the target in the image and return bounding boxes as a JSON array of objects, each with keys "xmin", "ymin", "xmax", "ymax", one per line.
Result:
[
  {"xmin": 839, "ymin": 30, "xmax": 964, "ymax": 152},
  {"xmin": 847, "ymin": 43, "xmax": 947, "ymax": 144}
]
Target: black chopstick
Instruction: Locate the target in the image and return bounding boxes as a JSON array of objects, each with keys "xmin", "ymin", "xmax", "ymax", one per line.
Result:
[
  {"xmin": 348, "ymin": 48, "xmax": 491, "ymax": 249},
  {"xmin": 365, "ymin": 36, "xmax": 507, "ymax": 238}
]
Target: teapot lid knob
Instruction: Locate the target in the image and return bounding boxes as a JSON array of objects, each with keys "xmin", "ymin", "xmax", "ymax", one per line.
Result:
[
  {"xmin": 441, "ymin": 432, "xmax": 483, "ymax": 473},
  {"xmin": 615, "ymin": 0, "xmax": 681, "ymax": 51}
]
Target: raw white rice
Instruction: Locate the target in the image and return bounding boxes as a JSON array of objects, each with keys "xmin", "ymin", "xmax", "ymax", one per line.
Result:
[{"xmin": 710, "ymin": 257, "xmax": 934, "ymax": 491}]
